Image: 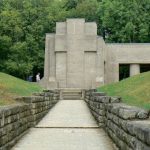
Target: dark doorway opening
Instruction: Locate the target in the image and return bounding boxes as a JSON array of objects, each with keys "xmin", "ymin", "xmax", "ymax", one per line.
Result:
[
  {"xmin": 140, "ymin": 64, "xmax": 150, "ymax": 73},
  {"xmin": 119, "ymin": 64, "xmax": 130, "ymax": 81}
]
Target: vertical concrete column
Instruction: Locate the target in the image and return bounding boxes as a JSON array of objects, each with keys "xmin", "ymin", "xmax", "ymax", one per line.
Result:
[
  {"xmin": 44, "ymin": 34, "xmax": 50, "ymax": 80},
  {"xmin": 96, "ymin": 37, "xmax": 105, "ymax": 87},
  {"xmin": 48, "ymin": 34, "xmax": 56, "ymax": 78},
  {"xmin": 66, "ymin": 19, "xmax": 85, "ymax": 88},
  {"xmin": 47, "ymin": 34, "xmax": 58, "ymax": 89},
  {"xmin": 130, "ymin": 64, "xmax": 140, "ymax": 76}
]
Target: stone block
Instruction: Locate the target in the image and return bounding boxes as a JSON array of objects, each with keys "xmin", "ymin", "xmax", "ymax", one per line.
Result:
[
  {"xmin": 108, "ymin": 103, "xmax": 124, "ymax": 113},
  {"xmin": 85, "ymin": 22, "xmax": 97, "ymax": 35},
  {"xmin": 98, "ymin": 122, "xmax": 104, "ymax": 127},
  {"xmin": 137, "ymin": 110, "xmax": 149, "ymax": 119},
  {"xmin": 110, "ymin": 97, "xmax": 122, "ymax": 103},
  {"xmin": 117, "ymin": 104, "xmax": 149, "ymax": 120},
  {"xmin": 2, "ymin": 105, "xmax": 19, "ymax": 117},
  {"xmin": 95, "ymin": 96, "xmax": 111, "ymax": 103},
  {"xmin": 55, "ymin": 35, "xmax": 66, "ymax": 51},
  {"xmin": 67, "ymin": 19, "xmax": 85, "ymax": 35},
  {"xmin": 56, "ymin": 22, "xmax": 66, "ymax": 35},
  {"xmin": 127, "ymin": 120, "xmax": 150, "ymax": 146},
  {"xmin": 98, "ymin": 109, "xmax": 105, "ymax": 116},
  {"xmin": 106, "ymin": 112, "xmax": 113, "ymax": 121},
  {"xmin": 84, "ymin": 36, "xmax": 97, "ymax": 51},
  {"xmin": 130, "ymin": 138, "xmax": 150, "ymax": 150},
  {"xmin": 97, "ymin": 116, "xmax": 104, "ymax": 123},
  {"xmin": 119, "ymin": 107, "xmax": 138, "ymax": 119},
  {"xmin": 118, "ymin": 118, "xmax": 128, "ymax": 131}
]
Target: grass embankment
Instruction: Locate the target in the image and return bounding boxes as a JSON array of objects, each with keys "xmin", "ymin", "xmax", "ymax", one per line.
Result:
[
  {"xmin": 98, "ymin": 71, "xmax": 150, "ymax": 110},
  {"xmin": 0, "ymin": 72, "xmax": 43, "ymax": 105}
]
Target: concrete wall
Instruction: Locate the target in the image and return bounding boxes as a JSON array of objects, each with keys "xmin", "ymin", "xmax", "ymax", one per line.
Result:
[
  {"xmin": 105, "ymin": 44, "xmax": 150, "ymax": 84},
  {"xmin": 85, "ymin": 90, "xmax": 150, "ymax": 150},
  {"xmin": 0, "ymin": 90, "xmax": 60, "ymax": 150}
]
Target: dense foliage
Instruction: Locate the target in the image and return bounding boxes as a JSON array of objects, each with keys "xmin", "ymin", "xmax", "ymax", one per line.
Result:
[{"xmin": 0, "ymin": 0, "xmax": 150, "ymax": 79}]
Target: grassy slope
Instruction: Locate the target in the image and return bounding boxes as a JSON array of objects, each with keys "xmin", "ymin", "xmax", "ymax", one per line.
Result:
[
  {"xmin": 0, "ymin": 72, "xmax": 43, "ymax": 105},
  {"xmin": 97, "ymin": 71, "xmax": 150, "ymax": 110}
]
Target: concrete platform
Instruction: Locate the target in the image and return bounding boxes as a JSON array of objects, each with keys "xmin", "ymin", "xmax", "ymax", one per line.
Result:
[
  {"xmin": 12, "ymin": 128, "xmax": 114, "ymax": 150},
  {"xmin": 12, "ymin": 100, "xmax": 115, "ymax": 150},
  {"xmin": 36, "ymin": 100, "xmax": 98, "ymax": 128}
]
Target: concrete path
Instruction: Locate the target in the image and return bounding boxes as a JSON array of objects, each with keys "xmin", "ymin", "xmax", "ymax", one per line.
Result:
[
  {"xmin": 12, "ymin": 100, "xmax": 115, "ymax": 150},
  {"xmin": 37, "ymin": 100, "xmax": 98, "ymax": 128}
]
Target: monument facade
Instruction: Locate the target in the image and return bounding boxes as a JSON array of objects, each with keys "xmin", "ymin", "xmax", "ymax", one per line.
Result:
[{"xmin": 40, "ymin": 19, "xmax": 150, "ymax": 89}]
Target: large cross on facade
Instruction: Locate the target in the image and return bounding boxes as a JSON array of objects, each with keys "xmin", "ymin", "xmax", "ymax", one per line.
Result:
[{"xmin": 42, "ymin": 19, "xmax": 104, "ymax": 89}]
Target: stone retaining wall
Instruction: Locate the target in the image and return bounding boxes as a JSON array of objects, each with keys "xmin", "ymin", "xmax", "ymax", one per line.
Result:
[
  {"xmin": 85, "ymin": 90, "xmax": 150, "ymax": 150},
  {"xmin": 0, "ymin": 90, "xmax": 60, "ymax": 150}
]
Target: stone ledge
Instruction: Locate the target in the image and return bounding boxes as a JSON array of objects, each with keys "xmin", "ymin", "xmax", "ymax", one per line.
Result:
[
  {"xmin": 0, "ymin": 90, "xmax": 60, "ymax": 150},
  {"xmin": 126, "ymin": 120, "xmax": 150, "ymax": 146},
  {"xmin": 85, "ymin": 90, "xmax": 150, "ymax": 149},
  {"xmin": 106, "ymin": 103, "xmax": 149, "ymax": 120}
]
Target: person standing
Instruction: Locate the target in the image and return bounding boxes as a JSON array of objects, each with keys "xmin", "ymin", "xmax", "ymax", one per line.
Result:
[{"xmin": 36, "ymin": 73, "xmax": 40, "ymax": 82}]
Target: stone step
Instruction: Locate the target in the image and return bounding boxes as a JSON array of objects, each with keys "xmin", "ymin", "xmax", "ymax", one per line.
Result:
[
  {"xmin": 62, "ymin": 93, "xmax": 82, "ymax": 96},
  {"xmin": 63, "ymin": 96, "xmax": 81, "ymax": 100},
  {"xmin": 62, "ymin": 91, "xmax": 81, "ymax": 93},
  {"xmin": 63, "ymin": 93, "xmax": 81, "ymax": 95},
  {"xmin": 62, "ymin": 97, "xmax": 82, "ymax": 99},
  {"xmin": 62, "ymin": 94, "xmax": 82, "ymax": 100},
  {"xmin": 60, "ymin": 89, "xmax": 83, "ymax": 100},
  {"xmin": 61, "ymin": 89, "xmax": 82, "ymax": 92},
  {"xmin": 62, "ymin": 95, "xmax": 82, "ymax": 98},
  {"xmin": 63, "ymin": 94, "xmax": 82, "ymax": 98}
]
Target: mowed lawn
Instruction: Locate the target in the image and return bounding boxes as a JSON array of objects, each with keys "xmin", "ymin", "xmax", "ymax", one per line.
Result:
[
  {"xmin": 0, "ymin": 72, "xmax": 43, "ymax": 105},
  {"xmin": 97, "ymin": 71, "xmax": 150, "ymax": 110}
]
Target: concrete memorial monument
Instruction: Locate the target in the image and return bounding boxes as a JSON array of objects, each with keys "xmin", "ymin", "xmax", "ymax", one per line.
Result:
[{"xmin": 40, "ymin": 18, "xmax": 150, "ymax": 89}]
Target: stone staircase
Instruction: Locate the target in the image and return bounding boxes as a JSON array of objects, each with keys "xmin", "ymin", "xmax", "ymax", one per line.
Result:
[{"xmin": 61, "ymin": 89, "xmax": 83, "ymax": 100}]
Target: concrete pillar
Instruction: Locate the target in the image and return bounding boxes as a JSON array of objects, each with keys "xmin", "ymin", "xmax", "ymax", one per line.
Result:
[
  {"xmin": 130, "ymin": 64, "xmax": 140, "ymax": 76},
  {"xmin": 96, "ymin": 37, "xmax": 105, "ymax": 87}
]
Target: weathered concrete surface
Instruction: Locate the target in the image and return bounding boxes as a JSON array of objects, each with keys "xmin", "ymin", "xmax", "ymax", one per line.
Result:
[
  {"xmin": 37, "ymin": 100, "xmax": 98, "ymax": 128},
  {"xmin": 105, "ymin": 44, "xmax": 150, "ymax": 84},
  {"xmin": 41, "ymin": 18, "xmax": 105, "ymax": 89},
  {"xmin": 12, "ymin": 100, "xmax": 115, "ymax": 150},
  {"xmin": 41, "ymin": 18, "xmax": 150, "ymax": 89},
  {"xmin": 12, "ymin": 128, "xmax": 114, "ymax": 150}
]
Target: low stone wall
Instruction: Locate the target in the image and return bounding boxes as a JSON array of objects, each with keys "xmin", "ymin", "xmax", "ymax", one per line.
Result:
[
  {"xmin": 0, "ymin": 90, "xmax": 60, "ymax": 150},
  {"xmin": 85, "ymin": 90, "xmax": 150, "ymax": 150}
]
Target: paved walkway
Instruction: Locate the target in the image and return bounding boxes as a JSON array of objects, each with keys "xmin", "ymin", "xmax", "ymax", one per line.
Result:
[{"xmin": 12, "ymin": 100, "xmax": 115, "ymax": 150}]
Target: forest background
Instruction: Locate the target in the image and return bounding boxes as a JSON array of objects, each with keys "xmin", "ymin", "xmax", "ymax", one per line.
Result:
[{"xmin": 0, "ymin": 0, "xmax": 149, "ymax": 80}]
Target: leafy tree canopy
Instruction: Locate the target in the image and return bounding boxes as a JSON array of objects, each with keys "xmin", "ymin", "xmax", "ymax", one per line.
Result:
[{"xmin": 0, "ymin": 0, "xmax": 149, "ymax": 79}]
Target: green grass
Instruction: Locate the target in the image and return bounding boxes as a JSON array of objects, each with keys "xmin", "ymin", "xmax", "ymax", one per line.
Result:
[
  {"xmin": 97, "ymin": 71, "xmax": 150, "ymax": 110},
  {"xmin": 0, "ymin": 72, "xmax": 43, "ymax": 105}
]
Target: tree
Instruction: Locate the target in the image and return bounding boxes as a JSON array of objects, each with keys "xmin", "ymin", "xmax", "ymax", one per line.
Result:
[
  {"xmin": 100, "ymin": 0, "xmax": 150, "ymax": 42},
  {"xmin": 5, "ymin": 42, "xmax": 33, "ymax": 79},
  {"xmin": 0, "ymin": 35, "xmax": 12, "ymax": 71},
  {"xmin": 0, "ymin": 0, "xmax": 149, "ymax": 80}
]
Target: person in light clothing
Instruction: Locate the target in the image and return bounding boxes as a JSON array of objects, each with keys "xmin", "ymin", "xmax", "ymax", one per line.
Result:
[{"xmin": 36, "ymin": 73, "xmax": 40, "ymax": 82}]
